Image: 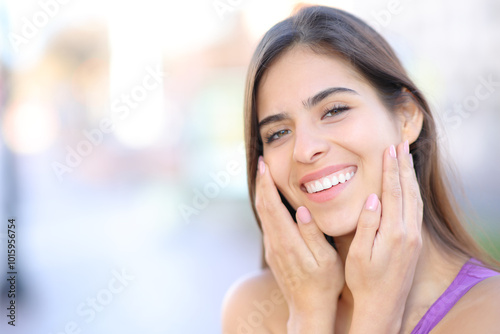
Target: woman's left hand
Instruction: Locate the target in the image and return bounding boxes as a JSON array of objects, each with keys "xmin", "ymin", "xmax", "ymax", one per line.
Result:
[{"xmin": 345, "ymin": 140, "xmax": 423, "ymax": 334}]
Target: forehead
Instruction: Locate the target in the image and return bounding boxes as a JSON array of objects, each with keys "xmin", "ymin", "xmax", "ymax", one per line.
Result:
[{"xmin": 256, "ymin": 46, "xmax": 367, "ymax": 118}]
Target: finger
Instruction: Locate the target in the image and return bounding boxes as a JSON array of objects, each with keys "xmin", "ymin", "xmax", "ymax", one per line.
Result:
[
  {"xmin": 397, "ymin": 140, "xmax": 423, "ymax": 236},
  {"xmin": 255, "ymin": 156, "xmax": 301, "ymax": 241},
  {"xmin": 296, "ymin": 206, "xmax": 336, "ymax": 264},
  {"xmin": 379, "ymin": 144, "xmax": 403, "ymax": 234},
  {"xmin": 256, "ymin": 157, "xmax": 318, "ymax": 269},
  {"xmin": 349, "ymin": 193, "xmax": 382, "ymax": 261}
]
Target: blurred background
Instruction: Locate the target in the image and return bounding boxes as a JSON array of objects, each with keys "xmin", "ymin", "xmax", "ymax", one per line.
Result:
[{"xmin": 0, "ymin": 0, "xmax": 499, "ymax": 333}]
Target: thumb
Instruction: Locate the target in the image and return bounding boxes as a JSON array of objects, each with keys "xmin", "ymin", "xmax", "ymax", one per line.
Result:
[
  {"xmin": 296, "ymin": 206, "xmax": 334, "ymax": 261},
  {"xmin": 350, "ymin": 194, "xmax": 382, "ymax": 260}
]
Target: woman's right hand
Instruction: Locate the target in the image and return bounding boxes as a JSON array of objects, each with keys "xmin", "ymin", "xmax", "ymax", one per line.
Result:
[{"xmin": 255, "ymin": 156, "xmax": 343, "ymax": 333}]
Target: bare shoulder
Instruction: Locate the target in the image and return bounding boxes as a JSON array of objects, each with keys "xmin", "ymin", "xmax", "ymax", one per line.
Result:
[
  {"xmin": 432, "ymin": 274, "xmax": 500, "ymax": 333},
  {"xmin": 221, "ymin": 268, "xmax": 289, "ymax": 334}
]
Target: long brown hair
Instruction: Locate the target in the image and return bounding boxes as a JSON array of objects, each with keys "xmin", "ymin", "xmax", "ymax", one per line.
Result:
[{"xmin": 244, "ymin": 5, "xmax": 499, "ymax": 269}]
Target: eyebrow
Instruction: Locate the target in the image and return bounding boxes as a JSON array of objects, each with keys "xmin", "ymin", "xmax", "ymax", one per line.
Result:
[
  {"xmin": 258, "ymin": 87, "xmax": 358, "ymax": 130},
  {"xmin": 303, "ymin": 87, "xmax": 359, "ymax": 109}
]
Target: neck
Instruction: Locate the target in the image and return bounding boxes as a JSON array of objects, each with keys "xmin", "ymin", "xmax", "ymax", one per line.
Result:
[{"xmin": 334, "ymin": 232, "xmax": 355, "ymax": 306}]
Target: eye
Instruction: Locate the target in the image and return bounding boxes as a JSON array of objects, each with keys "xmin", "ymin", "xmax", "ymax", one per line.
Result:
[
  {"xmin": 265, "ymin": 129, "xmax": 291, "ymax": 144},
  {"xmin": 322, "ymin": 104, "xmax": 350, "ymax": 120}
]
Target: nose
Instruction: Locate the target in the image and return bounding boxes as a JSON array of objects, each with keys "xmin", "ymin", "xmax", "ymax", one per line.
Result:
[{"xmin": 292, "ymin": 122, "xmax": 329, "ymax": 163}]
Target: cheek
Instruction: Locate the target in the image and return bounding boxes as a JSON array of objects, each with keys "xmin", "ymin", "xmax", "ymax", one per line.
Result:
[
  {"xmin": 345, "ymin": 108, "xmax": 398, "ymax": 145},
  {"xmin": 266, "ymin": 157, "xmax": 299, "ymax": 208},
  {"xmin": 349, "ymin": 110, "xmax": 399, "ymax": 189},
  {"xmin": 267, "ymin": 157, "xmax": 288, "ymax": 189},
  {"xmin": 357, "ymin": 141, "xmax": 387, "ymax": 197}
]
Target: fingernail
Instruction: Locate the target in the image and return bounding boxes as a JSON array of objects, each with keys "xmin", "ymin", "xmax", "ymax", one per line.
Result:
[
  {"xmin": 409, "ymin": 153, "xmax": 414, "ymax": 166},
  {"xmin": 297, "ymin": 206, "xmax": 312, "ymax": 223},
  {"xmin": 404, "ymin": 140, "xmax": 409, "ymax": 154},
  {"xmin": 365, "ymin": 193, "xmax": 379, "ymax": 211},
  {"xmin": 258, "ymin": 156, "xmax": 265, "ymax": 174},
  {"xmin": 390, "ymin": 145, "xmax": 397, "ymax": 159}
]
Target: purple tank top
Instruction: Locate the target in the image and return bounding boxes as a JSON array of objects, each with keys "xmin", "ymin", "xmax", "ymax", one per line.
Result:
[{"xmin": 410, "ymin": 258, "xmax": 500, "ymax": 333}]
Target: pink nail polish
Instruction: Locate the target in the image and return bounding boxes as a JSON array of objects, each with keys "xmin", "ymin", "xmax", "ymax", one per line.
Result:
[
  {"xmin": 404, "ymin": 140, "xmax": 409, "ymax": 154},
  {"xmin": 365, "ymin": 193, "xmax": 379, "ymax": 211},
  {"xmin": 258, "ymin": 156, "xmax": 265, "ymax": 174},
  {"xmin": 390, "ymin": 145, "xmax": 397, "ymax": 158},
  {"xmin": 297, "ymin": 206, "xmax": 312, "ymax": 224}
]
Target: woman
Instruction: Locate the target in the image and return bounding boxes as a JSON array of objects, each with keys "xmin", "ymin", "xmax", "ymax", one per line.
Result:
[{"xmin": 222, "ymin": 5, "xmax": 500, "ymax": 333}]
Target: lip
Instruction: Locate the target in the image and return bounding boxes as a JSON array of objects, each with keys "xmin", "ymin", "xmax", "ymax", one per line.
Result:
[
  {"xmin": 299, "ymin": 164, "xmax": 357, "ymax": 203},
  {"xmin": 299, "ymin": 164, "xmax": 355, "ymax": 186},
  {"xmin": 304, "ymin": 176, "xmax": 353, "ymax": 203}
]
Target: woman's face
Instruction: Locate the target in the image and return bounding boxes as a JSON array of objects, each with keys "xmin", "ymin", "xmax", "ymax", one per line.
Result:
[{"xmin": 257, "ymin": 46, "xmax": 405, "ymax": 237}]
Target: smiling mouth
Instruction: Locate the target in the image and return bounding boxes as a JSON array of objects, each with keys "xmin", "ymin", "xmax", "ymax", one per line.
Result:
[{"xmin": 301, "ymin": 166, "xmax": 357, "ymax": 194}]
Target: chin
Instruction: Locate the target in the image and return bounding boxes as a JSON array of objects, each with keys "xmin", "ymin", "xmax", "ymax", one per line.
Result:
[
  {"xmin": 310, "ymin": 207, "xmax": 359, "ymax": 237},
  {"xmin": 284, "ymin": 190, "xmax": 365, "ymax": 237}
]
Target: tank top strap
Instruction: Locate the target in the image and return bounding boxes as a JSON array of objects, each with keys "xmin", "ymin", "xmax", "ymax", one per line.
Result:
[{"xmin": 411, "ymin": 258, "xmax": 500, "ymax": 334}]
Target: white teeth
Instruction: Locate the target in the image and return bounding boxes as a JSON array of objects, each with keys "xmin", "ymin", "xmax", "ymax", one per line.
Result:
[
  {"xmin": 304, "ymin": 168, "xmax": 356, "ymax": 194},
  {"xmin": 314, "ymin": 180, "xmax": 323, "ymax": 192},
  {"xmin": 322, "ymin": 177, "xmax": 332, "ymax": 189}
]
